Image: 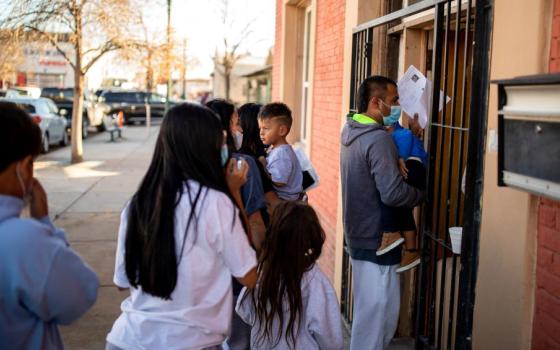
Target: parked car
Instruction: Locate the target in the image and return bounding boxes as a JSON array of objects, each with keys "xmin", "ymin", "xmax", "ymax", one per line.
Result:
[
  {"xmin": 97, "ymin": 90, "xmax": 173, "ymax": 124},
  {"xmin": 3, "ymin": 97, "xmax": 68, "ymax": 153},
  {"xmin": 5, "ymin": 86, "xmax": 42, "ymax": 98},
  {"xmin": 41, "ymin": 87, "xmax": 106, "ymax": 135}
]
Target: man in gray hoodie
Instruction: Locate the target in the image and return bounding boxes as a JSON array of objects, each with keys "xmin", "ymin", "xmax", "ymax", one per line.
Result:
[{"xmin": 341, "ymin": 76, "xmax": 424, "ymax": 350}]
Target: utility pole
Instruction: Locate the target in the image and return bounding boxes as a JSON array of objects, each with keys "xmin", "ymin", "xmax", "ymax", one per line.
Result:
[
  {"xmin": 181, "ymin": 37, "xmax": 187, "ymax": 100},
  {"xmin": 165, "ymin": 0, "xmax": 172, "ymax": 112}
]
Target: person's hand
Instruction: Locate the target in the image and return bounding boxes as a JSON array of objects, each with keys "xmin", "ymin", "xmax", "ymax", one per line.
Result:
[
  {"xmin": 409, "ymin": 113, "xmax": 423, "ymax": 138},
  {"xmin": 225, "ymin": 158, "xmax": 248, "ymax": 194},
  {"xmin": 258, "ymin": 156, "xmax": 267, "ymax": 169},
  {"xmin": 29, "ymin": 178, "xmax": 49, "ymax": 219},
  {"xmin": 398, "ymin": 158, "xmax": 409, "ymax": 179}
]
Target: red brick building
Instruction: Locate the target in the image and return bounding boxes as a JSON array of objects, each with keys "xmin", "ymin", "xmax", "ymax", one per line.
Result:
[
  {"xmin": 532, "ymin": 2, "xmax": 560, "ymax": 348},
  {"xmin": 272, "ymin": 0, "xmax": 560, "ymax": 348},
  {"xmin": 271, "ymin": 0, "xmax": 346, "ymax": 280}
]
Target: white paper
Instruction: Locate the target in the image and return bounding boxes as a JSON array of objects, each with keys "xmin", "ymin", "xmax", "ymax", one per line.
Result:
[
  {"xmin": 397, "ymin": 65, "xmax": 451, "ymax": 129},
  {"xmin": 397, "ymin": 65, "xmax": 426, "ymax": 114}
]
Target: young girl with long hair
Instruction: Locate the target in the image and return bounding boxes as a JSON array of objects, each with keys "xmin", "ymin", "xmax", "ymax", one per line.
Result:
[
  {"xmin": 106, "ymin": 103, "xmax": 257, "ymax": 350},
  {"xmin": 236, "ymin": 201, "xmax": 343, "ymax": 350}
]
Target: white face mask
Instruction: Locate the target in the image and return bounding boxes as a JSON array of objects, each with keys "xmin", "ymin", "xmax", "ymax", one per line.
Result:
[
  {"xmin": 16, "ymin": 161, "xmax": 32, "ymax": 206},
  {"xmin": 233, "ymin": 131, "xmax": 243, "ymax": 150}
]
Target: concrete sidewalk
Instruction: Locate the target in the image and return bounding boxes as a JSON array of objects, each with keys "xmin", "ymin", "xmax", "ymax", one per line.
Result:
[
  {"xmin": 35, "ymin": 125, "xmax": 159, "ymax": 350},
  {"xmin": 35, "ymin": 123, "xmax": 413, "ymax": 350}
]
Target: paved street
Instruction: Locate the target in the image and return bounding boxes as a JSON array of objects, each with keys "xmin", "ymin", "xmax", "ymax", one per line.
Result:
[{"xmin": 35, "ymin": 125, "xmax": 159, "ymax": 350}]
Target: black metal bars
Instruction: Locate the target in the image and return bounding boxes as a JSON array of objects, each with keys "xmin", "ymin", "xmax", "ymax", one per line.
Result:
[{"xmin": 344, "ymin": 2, "xmax": 493, "ymax": 349}]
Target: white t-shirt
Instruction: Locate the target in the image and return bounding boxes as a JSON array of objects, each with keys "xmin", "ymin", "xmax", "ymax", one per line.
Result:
[
  {"xmin": 107, "ymin": 181, "xmax": 257, "ymax": 350},
  {"xmin": 236, "ymin": 265, "xmax": 344, "ymax": 350}
]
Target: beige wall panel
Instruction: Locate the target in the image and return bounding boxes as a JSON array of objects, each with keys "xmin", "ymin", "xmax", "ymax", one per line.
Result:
[{"xmin": 473, "ymin": 0, "xmax": 551, "ymax": 348}]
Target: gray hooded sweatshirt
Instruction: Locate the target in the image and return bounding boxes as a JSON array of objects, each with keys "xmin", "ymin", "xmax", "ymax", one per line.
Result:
[{"xmin": 340, "ymin": 118, "xmax": 424, "ymax": 254}]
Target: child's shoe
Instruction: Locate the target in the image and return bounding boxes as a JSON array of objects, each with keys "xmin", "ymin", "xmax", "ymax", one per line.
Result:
[
  {"xmin": 376, "ymin": 232, "xmax": 405, "ymax": 256},
  {"xmin": 397, "ymin": 249, "xmax": 421, "ymax": 273}
]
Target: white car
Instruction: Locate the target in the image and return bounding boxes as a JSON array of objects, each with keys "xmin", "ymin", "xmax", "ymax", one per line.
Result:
[{"xmin": 3, "ymin": 97, "xmax": 68, "ymax": 153}]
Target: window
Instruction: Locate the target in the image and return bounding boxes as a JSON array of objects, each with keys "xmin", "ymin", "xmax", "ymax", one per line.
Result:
[
  {"xmin": 46, "ymin": 100, "xmax": 59, "ymax": 114},
  {"xmin": 149, "ymin": 93, "xmax": 166, "ymax": 103},
  {"xmin": 300, "ymin": 7, "xmax": 312, "ymax": 142},
  {"xmin": 19, "ymin": 104, "xmax": 36, "ymax": 114}
]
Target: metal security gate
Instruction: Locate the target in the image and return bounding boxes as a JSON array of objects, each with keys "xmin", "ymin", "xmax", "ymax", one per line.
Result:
[{"xmin": 340, "ymin": 1, "xmax": 493, "ymax": 349}]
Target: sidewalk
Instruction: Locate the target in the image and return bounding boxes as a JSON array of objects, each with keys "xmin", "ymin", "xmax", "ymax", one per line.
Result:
[
  {"xmin": 35, "ymin": 125, "xmax": 159, "ymax": 350},
  {"xmin": 35, "ymin": 123, "xmax": 413, "ymax": 350}
]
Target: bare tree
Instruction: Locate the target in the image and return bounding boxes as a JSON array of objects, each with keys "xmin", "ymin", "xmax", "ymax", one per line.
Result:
[
  {"xmin": 2, "ymin": 0, "xmax": 139, "ymax": 163},
  {"xmin": 118, "ymin": 15, "xmax": 167, "ymax": 92},
  {"xmin": 0, "ymin": 29, "xmax": 24, "ymax": 87},
  {"xmin": 117, "ymin": 13, "xmax": 197, "ymax": 96},
  {"xmin": 213, "ymin": 0, "xmax": 256, "ymax": 101}
]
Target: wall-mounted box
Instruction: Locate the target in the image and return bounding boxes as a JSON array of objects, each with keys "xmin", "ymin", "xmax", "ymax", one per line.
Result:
[{"xmin": 492, "ymin": 73, "xmax": 560, "ymax": 200}]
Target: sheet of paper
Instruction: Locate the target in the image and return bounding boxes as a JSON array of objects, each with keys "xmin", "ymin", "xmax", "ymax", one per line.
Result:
[
  {"xmin": 397, "ymin": 65, "xmax": 451, "ymax": 129},
  {"xmin": 397, "ymin": 65, "xmax": 427, "ymax": 116}
]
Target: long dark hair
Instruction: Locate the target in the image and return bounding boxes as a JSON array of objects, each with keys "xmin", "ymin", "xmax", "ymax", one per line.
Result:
[
  {"xmin": 124, "ymin": 103, "xmax": 241, "ymax": 300},
  {"xmin": 205, "ymin": 98, "xmax": 236, "ymax": 152},
  {"xmin": 249, "ymin": 201, "xmax": 325, "ymax": 347},
  {"xmin": 238, "ymin": 102, "xmax": 266, "ymax": 158}
]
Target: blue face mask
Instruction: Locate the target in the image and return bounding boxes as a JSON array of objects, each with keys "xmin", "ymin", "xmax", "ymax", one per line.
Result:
[
  {"xmin": 221, "ymin": 144, "xmax": 229, "ymax": 166},
  {"xmin": 380, "ymin": 100, "xmax": 402, "ymax": 126}
]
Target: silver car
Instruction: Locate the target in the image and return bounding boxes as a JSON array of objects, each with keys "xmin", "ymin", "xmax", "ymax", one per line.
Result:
[{"xmin": 3, "ymin": 97, "xmax": 68, "ymax": 153}]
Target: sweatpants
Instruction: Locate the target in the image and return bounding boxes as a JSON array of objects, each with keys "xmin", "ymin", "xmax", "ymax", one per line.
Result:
[{"xmin": 350, "ymin": 259, "xmax": 401, "ymax": 350}]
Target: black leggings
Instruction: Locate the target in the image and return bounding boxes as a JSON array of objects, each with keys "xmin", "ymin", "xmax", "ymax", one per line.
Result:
[{"xmin": 380, "ymin": 159, "xmax": 426, "ymax": 232}]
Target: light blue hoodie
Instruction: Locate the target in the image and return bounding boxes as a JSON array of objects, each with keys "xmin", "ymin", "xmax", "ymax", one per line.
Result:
[{"xmin": 0, "ymin": 194, "xmax": 99, "ymax": 349}]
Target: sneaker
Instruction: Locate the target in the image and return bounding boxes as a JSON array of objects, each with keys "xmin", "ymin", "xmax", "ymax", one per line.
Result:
[
  {"xmin": 376, "ymin": 232, "xmax": 405, "ymax": 256},
  {"xmin": 397, "ymin": 249, "xmax": 421, "ymax": 273}
]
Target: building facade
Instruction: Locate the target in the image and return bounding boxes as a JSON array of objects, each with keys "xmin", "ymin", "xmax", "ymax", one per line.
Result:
[
  {"xmin": 0, "ymin": 36, "xmax": 75, "ymax": 89},
  {"xmin": 273, "ymin": 0, "xmax": 560, "ymax": 348}
]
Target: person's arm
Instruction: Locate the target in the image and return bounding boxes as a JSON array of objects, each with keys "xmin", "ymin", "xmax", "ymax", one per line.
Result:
[
  {"xmin": 394, "ymin": 130, "xmax": 414, "ymax": 179},
  {"xmin": 394, "ymin": 129, "xmax": 414, "ymax": 161},
  {"xmin": 215, "ymin": 187, "xmax": 258, "ymax": 289},
  {"xmin": 23, "ymin": 178, "xmax": 100, "ymax": 323},
  {"xmin": 27, "ymin": 245, "xmax": 99, "ymax": 325},
  {"xmin": 238, "ymin": 156, "xmax": 268, "ymax": 251},
  {"xmin": 113, "ymin": 205, "xmax": 131, "ymax": 290},
  {"xmin": 236, "ymin": 267, "xmax": 257, "ymax": 289},
  {"xmin": 248, "ymin": 211, "xmax": 266, "ymax": 252},
  {"xmin": 267, "ymin": 150, "xmax": 293, "ymax": 187},
  {"xmin": 406, "ymin": 113, "xmax": 423, "ymax": 138},
  {"xmin": 235, "ymin": 287, "xmax": 255, "ymax": 325},
  {"xmin": 29, "ymin": 179, "xmax": 68, "ymax": 243},
  {"xmin": 225, "ymin": 158, "xmax": 254, "ymax": 245},
  {"xmin": 307, "ymin": 273, "xmax": 344, "ymax": 350},
  {"xmin": 367, "ymin": 133, "xmax": 424, "ymax": 208}
]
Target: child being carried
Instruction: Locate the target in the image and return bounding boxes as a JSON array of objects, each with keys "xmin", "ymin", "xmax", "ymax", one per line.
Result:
[{"xmin": 376, "ymin": 117, "xmax": 427, "ymax": 273}]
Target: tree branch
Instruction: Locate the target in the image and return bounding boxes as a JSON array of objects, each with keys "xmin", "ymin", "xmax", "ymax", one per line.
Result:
[
  {"xmin": 23, "ymin": 25, "xmax": 77, "ymax": 71},
  {"xmin": 81, "ymin": 40, "xmax": 120, "ymax": 74}
]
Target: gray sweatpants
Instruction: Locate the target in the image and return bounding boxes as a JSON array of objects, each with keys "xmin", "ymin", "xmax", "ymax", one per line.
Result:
[{"xmin": 349, "ymin": 259, "xmax": 400, "ymax": 350}]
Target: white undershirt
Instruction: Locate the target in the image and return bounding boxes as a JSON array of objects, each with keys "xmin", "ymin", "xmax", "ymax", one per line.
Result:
[{"xmin": 107, "ymin": 181, "xmax": 257, "ymax": 350}]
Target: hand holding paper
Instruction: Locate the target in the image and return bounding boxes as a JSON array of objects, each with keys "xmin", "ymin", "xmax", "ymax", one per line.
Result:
[{"xmin": 397, "ymin": 65, "xmax": 451, "ymax": 129}]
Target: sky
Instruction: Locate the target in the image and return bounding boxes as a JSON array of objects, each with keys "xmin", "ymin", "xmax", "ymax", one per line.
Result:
[{"xmin": 89, "ymin": 0, "xmax": 275, "ymax": 87}]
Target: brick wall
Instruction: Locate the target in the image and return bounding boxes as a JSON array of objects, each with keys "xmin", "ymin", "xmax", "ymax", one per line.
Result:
[
  {"xmin": 550, "ymin": 0, "xmax": 560, "ymax": 72},
  {"xmin": 533, "ymin": 199, "xmax": 560, "ymax": 349},
  {"xmin": 532, "ymin": 2, "xmax": 560, "ymax": 348},
  {"xmin": 308, "ymin": 0, "xmax": 346, "ymax": 281},
  {"xmin": 271, "ymin": 0, "xmax": 282, "ymax": 101}
]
